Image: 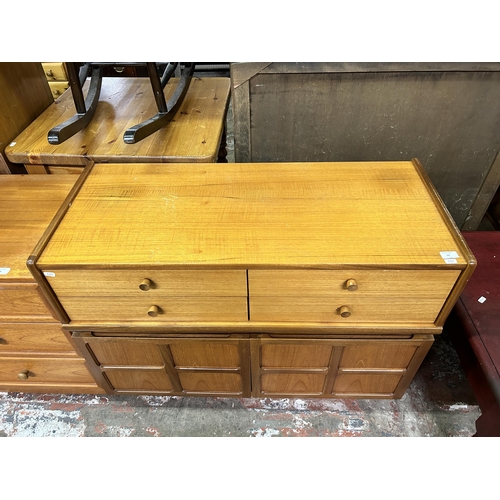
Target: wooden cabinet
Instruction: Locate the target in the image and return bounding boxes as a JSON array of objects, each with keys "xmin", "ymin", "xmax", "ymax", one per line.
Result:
[
  {"xmin": 42, "ymin": 63, "xmax": 69, "ymax": 100},
  {"xmin": 28, "ymin": 160, "xmax": 476, "ymax": 398},
  {"xmin": 0, "ymin": 175, "xmax": 104, "ymax": 393},
  {"xmin": 0, "ymin": 63, "xmax": 53, "ymax": 174}
]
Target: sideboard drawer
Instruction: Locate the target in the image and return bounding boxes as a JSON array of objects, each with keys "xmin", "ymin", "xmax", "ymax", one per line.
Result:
[
  {"xmin": 249, "ymin": 269, "xmax": 460, "ymax": 296},
  {"xmin": 56, "ymin": 296, "xmax": 248, "ymax": 322},
  {"xmin": 0, "ymin": 323, "xmax": 77, "ymax": 354},
  {"xmin": 248, "ymin": 269, "xmax": 460, "ymax": 323},
  {"xmin": 0, "ymin": 284, "xmax": 55, "ymax": 320},
  {"xmin": 44, "ymin": 269, "xmax": 248, "ymax": 296},
  {"xmin": 0, "ymin": 356, "xmax": 96, "ymax": 385}
]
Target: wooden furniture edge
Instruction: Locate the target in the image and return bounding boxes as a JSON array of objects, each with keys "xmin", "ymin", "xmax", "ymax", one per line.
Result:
[
  {"xmin": 26, "ymin": 163, "xmax": 95, "ymax": 323},
  {"xmin": 63, "ymin": 322, "xmax": 441, "ymax": 335},
  {"xmin": 411, "ymin": 158, "xmax": 477, "ymax": 327}
]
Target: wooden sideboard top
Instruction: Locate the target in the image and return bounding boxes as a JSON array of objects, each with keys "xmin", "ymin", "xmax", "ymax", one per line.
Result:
[
  {"xmin": 35, "ymin": 160, "xmax": 474, "ymax": 269},
  {"xmin": 5, "ymin": 77, "xmax": 230, "ymax": 166},
  {"xmin": 0, "ymin": 175, "xmax": 76, "ymax": 281}
]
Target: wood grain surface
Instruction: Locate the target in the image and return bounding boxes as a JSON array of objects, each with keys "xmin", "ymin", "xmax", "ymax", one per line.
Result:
[
  {"xmin": 37, "ymin": 161, "xmax": 472, "ymax": 268},
  {"xmin": 5, "ymin": 77, "xmax": 230, "ymax": 166},
  {"xmin": 0, "ymin": 175, "xmax": 76, "ymax": 280}
]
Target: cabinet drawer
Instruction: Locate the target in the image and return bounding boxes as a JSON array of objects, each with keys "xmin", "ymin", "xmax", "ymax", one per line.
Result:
[
  {"xmin": 48, "ymin": 81, "xmax": 69, "ymax": 99},
  {"xmin": 0, "ymin": 284, "xmax": 55, "ymax": 320},
  {"xmin": 42, "ymin": 62, "xmax": 68, "ymax": 80},
  {"xmin": 249, "ymin": 269, "xmax": 460, "ymax": 296},
  {"xmin": 249, "ymin": 269, "xmax": 460, "ymax": 324},
  {"xmin": 57, "ymin": 296, "xmax": 248, "ymax": 322},
  {"xmin": 250, "ymin": 295, "xmax": 451, "ymax": 323},
  {"xmin": 0, "ymin": 322, "xmax": 77, "ymax": 355},
  {"xmin": 45, "ymin": 269, "xmax": 248, "ymax": 297},
  {"xmin": 0, "ymin": 356, "xmax": 95, "ymax": 385}
]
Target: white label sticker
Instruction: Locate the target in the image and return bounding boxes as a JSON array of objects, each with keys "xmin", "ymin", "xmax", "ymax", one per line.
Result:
[
  {"xmin": 444, "ymin": 258, "xmax": 458, "ymax": 264},
  {"xmin": 440, "ymin": 251, "xmax": 459, "ymax": 259},
  {"xmin": 478, "ymin": 296, "xmax": 487, "ymax": 303},
  {"xmin": 0, "ymin": 267, "xmax": 10, "ymax": 275},
  {"xmin": 43, "ymin": 271, "xmax": 56, "ymax": 277}
]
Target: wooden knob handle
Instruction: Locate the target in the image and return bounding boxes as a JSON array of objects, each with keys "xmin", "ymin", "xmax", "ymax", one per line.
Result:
[
  {"xmin": 339, "ymin": 306, "xmax": 351, "ymax": 318},
  {"xmin": 345, "ymin": 279, "xmax": 358, "ymax": 291},
  {"xmin": 139, "ymin": 278, "xmax": 152, "ymax": 291},
  {"xmin": 46, "ymin": 70, "xmax": 53, "ymax": 77},
  {"xmin": 17, "ymin": 370, "xmax": 29, "ymax": 380},
  {"xmin": 148, "ymin": 305, "xmax": 159, "ymax": 317}
]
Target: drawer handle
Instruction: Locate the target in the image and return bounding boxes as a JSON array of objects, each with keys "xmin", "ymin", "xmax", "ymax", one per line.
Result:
[
  {"xmin": 139, "ymin": 278, "xmax": 152, "ymax": 291},
  {"xmin": 17, "ymin": 370, "xmax": 30, "ymax": 380},
  {"xmin": 46, "ymin": 70, "xmax": 54, "ymax": 77},
  {"xmin": 338, "ymin": 305, "xmax": 351, "ymax": 318},
  {"xmin": 345, "ymin": 279, "xmax": 358, "ymax": 291},
  {"xmin": 148, "ymin": 305, "xmax": 160, "ymax": 317}
]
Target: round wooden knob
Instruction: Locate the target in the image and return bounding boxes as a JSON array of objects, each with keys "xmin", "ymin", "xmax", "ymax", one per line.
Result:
[
  {"xmin": 345, "ymin": 279, "xmax": 358, "ymax": 291},
  {"xmin": 17, "ymin": 370, "xmax": 29, "ymax": 380},
  {"xmin": 148, "ymin": 305, "xmax": 159, "ymax": 317},
  {"xmin": 46, "ymin": 70, "xmax": 53, "ymax": 77},
  {"xmin": 139, "ymin": 278, "xmax": 152, "ymax": 291},
  {"xmin": 339, "ymin": 306, "xmax": 351, "ymax": 318}
]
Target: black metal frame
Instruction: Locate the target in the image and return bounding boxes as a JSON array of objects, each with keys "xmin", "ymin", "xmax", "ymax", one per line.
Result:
[{"xmin": 47, "ymin": 62, "xmax": 195, "ymax": 145}]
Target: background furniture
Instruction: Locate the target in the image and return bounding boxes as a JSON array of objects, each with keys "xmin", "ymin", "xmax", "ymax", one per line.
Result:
[
  {"xmin": 0, "ymin": 63, "xmax": 53, "ymax": 174},
  {"xmin": 446, "ymin": 231, "xmax": 500, "ymax": 436},
  {"xmin": 42, "ymin": 62, "xmax": 69, "ymax": 100},
  {"xmin": 28, "ymin": 160, "xmax": 474, "ymax": 398},
  {"xmin": 231, "ymin": 63, "xmax": 500, "ymax": 230},
  {"xmin": 0, "ymin": 175, "xmax": 103, "ymax": 393},
  {"xmin": 5, "ymin": 76, "xmax": 231, "ymax": 174}
]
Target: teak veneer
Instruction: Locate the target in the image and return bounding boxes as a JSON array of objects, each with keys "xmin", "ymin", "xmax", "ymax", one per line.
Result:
[
  {"xmin": 0, "ymin": 175, "xmax": 104, "ymax": 393},
  {"xmin": 28, "ymin": 160, "xmax": 476, "ymax": 398}
]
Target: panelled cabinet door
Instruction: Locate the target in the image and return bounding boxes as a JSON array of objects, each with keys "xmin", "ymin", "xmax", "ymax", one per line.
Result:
[
  {"xmin": 250, "ymin": 336, "xmax": 434, "ymax": 399},
  {"xmin": 78, "ymin": 335, "xmax": 251, "ymax": 397}
]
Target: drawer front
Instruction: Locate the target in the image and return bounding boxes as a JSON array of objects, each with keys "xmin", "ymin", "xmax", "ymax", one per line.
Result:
[
  {"xmin": 45, "ymin": 269, "xmax": 248, "ymax": 297},
  {"xmin": 0, "ymin": 284, "xmax": 55, "ymax": 320},
  {"xmin": 48, "ymin": 81, "xmax": 69, "ymax": 99},
  {"xmin": 0, "ymin": 357, "xmax": 96, "ymax": 384},
  {"xmin": 249, "ymin": 269, "xmax": 460, "ymax": 296},
  {"xmin": 249, "ymin": 269, "xmax": 460, "ymax": 323},
  {"xmin": 0, "ymin": 323, "xmax": 77, "ymax": 355},
  {"xmin": 57, "ymin": 296, "xmax": 248, "ymax": 322},
  {"xmin": 250, "ymin": 295, "xmax": 450, "ymax": 323},
  {"xmin": 42, "ymin": 62, "xmax": 68, "ymax": 80}
]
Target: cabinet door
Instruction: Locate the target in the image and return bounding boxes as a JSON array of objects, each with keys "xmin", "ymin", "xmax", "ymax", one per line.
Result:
[
  {"xmin": 77, "ymin": 335, "xmax": 251, "ymax": 397},
  {"xmin": 250, "ymin": 336, "xmax": 434, "ymax": 399}
]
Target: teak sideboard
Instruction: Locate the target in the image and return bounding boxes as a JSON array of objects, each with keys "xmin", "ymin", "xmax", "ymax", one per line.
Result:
[
  {"xmin": 0, "ymin": 175, "xmax": 103, "ymax": 393},
  {"xmin": 28, "ymin": 160, "xmax": 476, "ymax": 399}
]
